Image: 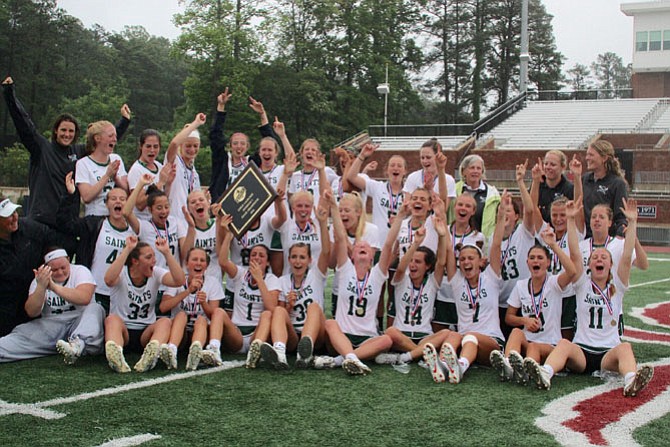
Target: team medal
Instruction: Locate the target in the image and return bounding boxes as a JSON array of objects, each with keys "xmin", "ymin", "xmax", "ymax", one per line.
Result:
[
  {"xmin": 465, "ymin": 276, "xmax": 481, "ymax": 310},
  {"xmin": 529, "ymin": 276, "xmax": 547, "ymax": 326},
  {"xmin": 591, "ymin": 280, "xmax": 614, "ymax": 322},
  {"xmin": 409, "ymin": 278, "xmax": 426, "ymax": 326}
]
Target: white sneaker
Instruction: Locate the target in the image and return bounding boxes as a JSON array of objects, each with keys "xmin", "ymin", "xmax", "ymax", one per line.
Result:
[
  {"xmin": 342, "ymin": 358, "xmax": 371, "ymax": 376},
  {"xmin": 201, "ymin": 345, "xmax": 223, "ymax": 366},
  {"xmin": 422, "ymin": 343, "xmax": 446, "ymax": 383},
  {"xmin": 260, "ymin": 343, "xmax": 289, "ymax": 371},
  {"xmin": 56, "ymin": 339, "xmax": 83, "ymax": 365},
  {"xmin": 439, "ymin": 342, "xmax": 462, "ymax": 384},
  {"xmin": 489, "ymin": 350, "xmax": 513, "ymax": 382},
  {"xmin": 375, "ymin": 352, "xmax": 401, "ymax": 365},
  {"xmin": 159, "ymin": 344, "xmax": 178, "ymax": 370},
  {"xmin": 623, "ymin": 365, "xmax": 654, "ymax": 397},
  {"xmin": 313, "ymin": 355, "xmax": 336, "ymax": 370},
  {"xmin": 134, "ymin": 340, "xmax": 160, "ymax": 373},
  {"xmin": 245, "ymin": 339, "xmax": 262, "ymax": 369},
  {"xmin": 295, "ymin": 336, "xmax": 314, "ymax": 369},
  {"xmin": 524, "ymin": 358, "xmax": 551, "ymax": 390},
  {"xmin": 508, "ymin": 351, "xmax": 528, "ymax": 385},
  {"xmin": 105, "ymin": 340, "xmax": 130, "ymax": 373},
  {"xmin": 186, "ymin": 341, "xmax": 202, "ymax": 371}
]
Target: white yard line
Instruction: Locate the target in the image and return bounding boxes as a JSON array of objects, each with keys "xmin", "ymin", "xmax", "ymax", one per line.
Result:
[
  {"xmin": 630, "ymin": 278, "xmax": 670, "ymax": 289},
  {"xmin": 0, "ymin": 360, "xmax": 244, "ymax": 420},
  {"xmin": 95, "ymin": 434, "xmax": 161, "ymax": 447}
]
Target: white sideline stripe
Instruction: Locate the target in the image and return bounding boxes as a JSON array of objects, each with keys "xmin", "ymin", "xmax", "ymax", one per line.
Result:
[
  {"xmin": 536, "ymin": 357, "xmax": 670, "ymax": 447},
  {"xmin": 648, "ymin": 258, "xmax": 670, "ymax": 262},
  {"xmin": 630, "ymin": 278, "xmax": 670, "ymax": 288},
  {"xmin": 95, "ymin": 434, "xmax": 161, "ymax": 447},
  {"xmin": 0, "ymin": 360, "xmax": 244, "ymax": 420}
]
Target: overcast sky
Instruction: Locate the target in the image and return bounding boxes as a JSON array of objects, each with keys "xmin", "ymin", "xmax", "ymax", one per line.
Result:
[{"xmin": 56, "ymin": 0, "xmax": 636, "ymax": 68}]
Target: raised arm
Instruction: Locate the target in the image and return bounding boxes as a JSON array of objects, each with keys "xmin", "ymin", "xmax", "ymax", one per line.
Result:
[
  {"xmin": 156, "ymin": 237, "xmax": 186, "ymax": 287},
  {"xmin": 346, "ymin": 143, "xmax": 377, "ymax": 191},
  {"xmin": 217, "ymin": 214, "xmax": 238, "ymax": 278},
  {"xmin": 378, "ymin": 202, "xmax": 409, "ymax": 275},
  {"xmin": 249, "ymin": 260, "xmax": 279, "ymax": 311},
  {"xmin": 105, "ymin": 235, "xmax": 137, "ymax": 287},
  {"xmin": 516, "ymin": 160, "xmax": 541, "ymax": 233},
  {"xmin": 123, "ymin": 173, "xmax": 153, "ymax": 234},
  {"xmin": 432, "ymin": 214, "xmax": 449, "ymax": 284},
  {"xmin": 541, "ymin": 227, "xmax": 575, "ymax": 290},
  {"xmin": 315, "ymin": 194, "xmax": 331, "ymax": 275},
  {"xmin": 569, "ymin": 155, "xmax": 585, "ymax": 232},
  {"xmin": 436, "ymin": 151, "xmax": 449, "ymax": 209},
  {"xmin": 488, "ymin": 190, "xmax": 510, "ymax": 277},
  {"xmin": 393, "ymin": 226, "xmax": 426, "ymax": 283},
  {"xmin": 166, "ymin": 113, "xmax": 207, "ymax": 165},
  {"xmin": 2, "ymin": 77, "xmax": 44, "ymax": 154},
  {"xmin": 272, "ymin": 117, "xmax": 295, "ymax": 160},
  {"xmin": 566, "ymin": 200, "xmax": 584, "ymax": 280},
  {"xmin": 617, "ymin": 198, "xmax": 637, "ymax": 287},
  {"xmin": 179, "ymin": 205, "xmax": 197, "ymax": 264}
]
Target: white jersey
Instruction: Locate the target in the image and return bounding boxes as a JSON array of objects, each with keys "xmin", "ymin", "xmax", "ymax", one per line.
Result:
[
  {"xmin": 365, "ymin": 178, "xmax": 404, "ymax": 243},
  {"xmin": 572, "ymin": 272, "xmax": 626, "ymax": 352},
  {"xmin": 75, "ymin": 154, "xmax": 128, "ymax": 216},
  {"xmin": 397, "ymin": 216, "xmax": 439, "ymax": 260},
  {"xmin": 579, "ymin": 236, "xmax": 636, "ymax": 276},
  {"xmin": 193, "ymin": 220, "xmax": 222, "ymax": 283},
  {"xmin": 279, "ymin": 268, "xmax": 327, "ymax": 330},
  {"xmin": 127, "ymin": 159, "xmax": 163, "ymax": 222},
  {"xmin": 260, "ymin": 164, "xmax": 286, "ymax": 219},
  {"xmin": 230, "ymin": 214, "xmax": 276, "ymax": 267},
  {"xmin": 536, "ymin": 221, "xmax": 584, "ymax": 297},
  {"xmin": 228, "ymin": 156, "xmax": 249, "ymax": 188},
  {"xmin": 109, "ymin": 266, "xmax": 168, "ymax": 330},
  {"xmin": 331, "ymin": 222, "xmax": 381, "ymax": 295},
  {"xmin": 227, "ymin": 266, "xmax": 281, "ymax": 328},
  {"xmin": 334, "ymin": 260, "xmax": 387, "ymax": 337},
  {"xmin": 507, "ymin": 274, "xmax": 565, "ymax": 346},
  {"xmin": 167, "ymin": 155, "xmax": 201, "ymax": 221},
  {"xmin": 29, "ymin": 264, "xmax": 95, "ymax": 318},
  {"xmin": 493, "ymin": 223, "xmax": 536, "ymax": 306},
  {"xmin": 447, "ymin": 266, "xmax": 504, "ymax": 340},
  {"xmin": 138, "ymin": 217, "xmax": 186, "ymax": 269},
  {"xmin": 403, "ymin": 169, "xmax": 456, "ymax": 198},
  {"xmin": 449, "ymin": 223, "xmax": 485, "ymax": 258},
  {"xmin": 288, "ymin": 167, "xmax": 338, "ymax": 211},
  {"xmin": 164, "ymin": 275, "xmax": 224, "ymax": 329},
  {"xmin": 91, "ymin": 218, "xmax": 136, "ymax": 295},
  {"xmin": 331, "ymin": 176, "xmax": 367, "ymax": 206},
  {"xmin": 279, "ymin": 218, "xmax": 324, "ymax": 276},
  {"xmin": 390, "ymin": 273, "xmax": 440, "ymax": 334}
]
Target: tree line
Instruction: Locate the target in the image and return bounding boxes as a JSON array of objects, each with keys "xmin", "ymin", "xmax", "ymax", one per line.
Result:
[{"xmin": 0, "ymin": 0, "xmax": 629, "ymax": 187}]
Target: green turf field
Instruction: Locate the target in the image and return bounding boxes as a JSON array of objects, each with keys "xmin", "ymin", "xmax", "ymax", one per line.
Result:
[{"xmin": 1, "ymin": 254, "xmax": 669, "ymax": 447}]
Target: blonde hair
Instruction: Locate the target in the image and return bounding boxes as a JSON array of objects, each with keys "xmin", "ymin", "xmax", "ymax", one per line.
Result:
[
  {"xmin": 299, "ymin": 138, "xmax": 321, "ymax": 153},
  {"xmin": 545, "ymin": 150, "xmax": 567, "ymax": 168},
  {"xmin": 289, "ymin": 190, "xmax": 314, "ymax": 209},
  {"xmin": 85, "ymin": 120, "xmax": 114, "ymax": 154},
  {"xmin": 340, "ymin": 192, "xmax": 366, "ymax": 241}
]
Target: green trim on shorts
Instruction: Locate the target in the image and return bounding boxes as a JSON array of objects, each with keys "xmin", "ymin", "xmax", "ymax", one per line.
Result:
[
  {"xmin": 238, "ymin": 325, "xmax": 256, "ymax": 337},
  {"xmin": 95, "ymin": 293, "xmax": 110, "ymax": 315},
  {"xmin": 576, "ymin": 343, "xmax": 611, "ymax": 354},
  {"xmin": 344, "ymin": 333, "xmax": 372, "ymax": 348},
  {"xmin": 401, "ymin": 331, "xmax": 430, "ymax": 344},
  {"xmin": 270, "ymin": 230, "xmax": 282, "ymax": 250},
  {"xmin": 433, "ymin": 301, "xmax": 458, "ymax": 325}
]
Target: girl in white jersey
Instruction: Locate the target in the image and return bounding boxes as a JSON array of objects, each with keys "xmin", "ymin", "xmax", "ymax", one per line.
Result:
[
  {"xmin": 103, "ymin": 235, "xmax": 186, "ymax": 373},
  {"xmin": 402, "ymin": 138, "xmax": 454, "ymax": 208},
  {"xmin": 490, "ymin": 212, "xmax": 580, "ymax": 385},
  {"xmin": 375, "ymin": 211, "xmax": 450, "ymax": 366},
  {"xmin": 58, "ymin": 174, "xmax": 136, "ymax": 315},
  {"xmin": 164, "ymin": 113, "xmax": 207, "ymax": 220},
  {"xmin": 422, "ymin": 191, "xmax": 509, "ymax": 384},
  {"xmin": 160, "ymin": 247, "xmax": 237, "ymax": 370},
  {"xmin": 312, "ymin": 190, "xmax": 404, "ymax": 376},
  {"xmin": 277, "ymin": 189, "xmax": 323, "ymax": 275},
  {"xmin": 434, "ymin": 194, "xmax": 485, "ymax": 332},
  {"xmin": 127, "ymin": 129, "xmax": 175, "ymax": 222},
  {"xmin": 218, "ymin": 216, "xmax": 281, "ymax": 368},
  {"xmin": 525, "ymin": 199, "xmax": 654, "ymax": 397},
  {"xmin": 346, "ymin": 143, "xmax": 406, "ymax": 243},
  {"xmin": 75, "ymin": 120, "xmax": 129, "ymax": 216},
  {"xmin": 124, "ymin": 175, "xmax": 187, "ymax": 271},
  {"xmin": 258, "ymin": 197, "xmax": 331, "ymax": 370},
  {"xmin": 288, "ymin": 139, "xmax": 338, "ymax": 211}
]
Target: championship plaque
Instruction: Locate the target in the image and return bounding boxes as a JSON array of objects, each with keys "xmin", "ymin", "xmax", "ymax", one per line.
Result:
[{"xmin": 218, "ymin": 162, "xmax": 277, "ymax": 239}]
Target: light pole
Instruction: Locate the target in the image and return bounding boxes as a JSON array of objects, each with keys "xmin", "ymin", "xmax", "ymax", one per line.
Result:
[
  {"xmin": 376, "ymin": 63, "xmax": 390, "ymax": 136},
  {"xmin": 520, "ymin": 0, "xmax": 530, "ymax": 94}
]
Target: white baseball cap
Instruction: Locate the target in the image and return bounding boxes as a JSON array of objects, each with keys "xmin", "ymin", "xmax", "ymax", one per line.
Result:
[{"xmin": 0, "ymin": 198, "xmax": 21, "ymax": 218}]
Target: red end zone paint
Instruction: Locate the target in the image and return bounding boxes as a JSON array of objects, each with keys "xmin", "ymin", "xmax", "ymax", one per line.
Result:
[
  {"xmin": 562, "ymin": 364, "xmax": 670, "ymax": 445},
  {"xmin": 641, "ymin": 302, "xmax": 670, "ymax": 327},
  {"xmin": 624, "ymin": 327, "xmax": 670, "ymax": 343}
]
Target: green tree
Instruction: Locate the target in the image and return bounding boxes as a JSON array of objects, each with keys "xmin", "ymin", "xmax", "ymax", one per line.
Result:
[
  {"xmin": 566, "ymin": 63, "xmax": 591, "ymax": 91},
  {"xmin": 591, "ymin": 52, "xmax": 631, "ymax": 95}
]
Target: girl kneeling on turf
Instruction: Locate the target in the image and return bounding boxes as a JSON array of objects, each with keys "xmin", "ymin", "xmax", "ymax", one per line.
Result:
[
  {"xmin": 525, "ymin": 198, "xmax": 654, "ymax": 396},
  {"xmin": 422, "ymin": 191, "xmax": 509, "ymax": 384},
  {"xmin": 159, "ymin": 247, "xmax": 232, "ymax": 370},
  {"xmin": 104, "ymin": 235, "xmax": 186, "ymax": 373},
  {"xmin": 259, "ymin": 196, "xmax": 331, "ymax": 369},
  {"xmin": 490, "ymin": 205, "xmax": 580, "ymax": 384}
]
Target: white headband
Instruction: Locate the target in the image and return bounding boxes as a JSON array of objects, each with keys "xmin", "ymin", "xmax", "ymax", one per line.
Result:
[{"xmin": 44, "ymin": 249, "xmax": 68, "ymax": 264}]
